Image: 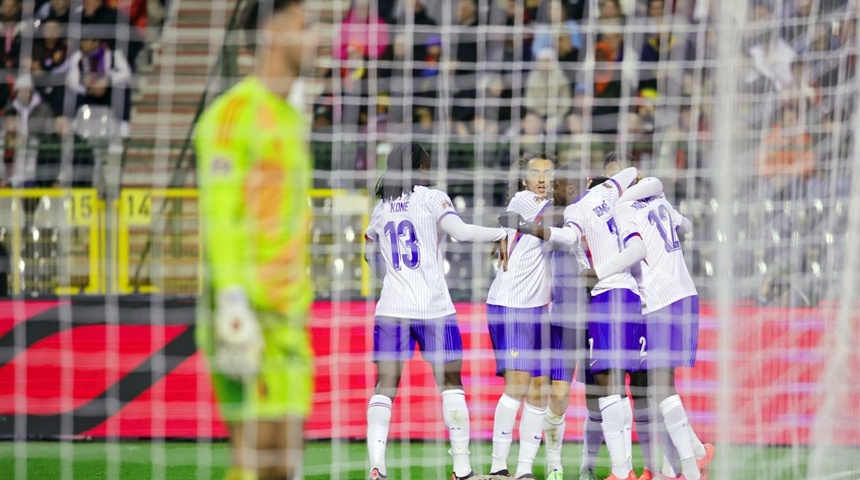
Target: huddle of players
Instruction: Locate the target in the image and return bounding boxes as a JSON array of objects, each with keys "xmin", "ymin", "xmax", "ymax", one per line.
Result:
[{"xmin": 364, "ymin": 144, "xmax": 715, "ymax": 480}]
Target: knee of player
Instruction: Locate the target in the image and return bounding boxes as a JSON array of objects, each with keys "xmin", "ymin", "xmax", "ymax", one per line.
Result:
[
  {"xmin": 526, "ymin": 391, "xmax": 547, "ymax": 408},
  {"xmin": 373, "ymin": 384, "xmax": 399, "ymax": 400},
  {"xmin": 550, "ymin": 389, "xmax": 570, "ymax": 408}
]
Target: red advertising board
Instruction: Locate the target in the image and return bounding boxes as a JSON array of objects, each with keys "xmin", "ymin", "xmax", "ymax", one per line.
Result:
[{"xmin": 0, "ymin": 298, "xmax": 857, "ymax": 444}]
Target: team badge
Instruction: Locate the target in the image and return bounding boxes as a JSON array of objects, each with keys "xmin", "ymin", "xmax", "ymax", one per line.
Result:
[
  {"xmin": 510, "ymin": 348, "xmax": 519, "ymax": 358},
  {"xmin": 211, "ymin": 156, "xmax": 233, "ymax": 176}
]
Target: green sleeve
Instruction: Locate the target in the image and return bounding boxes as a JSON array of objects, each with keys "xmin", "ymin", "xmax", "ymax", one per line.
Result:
[{"xmin": 195, "ymin": 106, "xmax": 251, "ymax": 295}]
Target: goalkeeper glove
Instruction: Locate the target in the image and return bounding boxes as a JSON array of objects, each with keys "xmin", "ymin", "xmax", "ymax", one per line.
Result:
[
  {"xmin": 498, "ymin": 212, "xmax": 538, "ymax": 237},
  {"xmin": 214, "ymin": 288, "xmax": 263, "ymax": 381}
]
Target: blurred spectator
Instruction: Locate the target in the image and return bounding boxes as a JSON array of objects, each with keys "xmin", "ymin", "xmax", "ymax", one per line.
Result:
[
  {"xmin": 110, "ymin": 0, "xmax": 148, "ymax": 30},
  {"xmin": 418, "ymin": 35, "xmax": 442, "ymax": 78},
  {"xmin": 746, "ymin": 29, "xmax": 796, "ymax": 92},
  {"xmin": 36, "ymin": 0, "xmax": 70, "ymax": 23},
  {"xmin": 4, "ymin": 75, "xmax": 58, "ymax": 189},
  {"xmin": 8, "ymin": 74, "xmax": 56, "ymax": 136},
  {"xmin": 31, "ymin": 18, "xmax": 69, "ymax": 115},
  {"xmin": 334, "ymin": 0, "xmax": 390, "ymax": 61},
  {"xmin": 455, "ymin": 74, "xmax": 507, "ymax": 137},
  {"xmin": 413, "ymin": 105, "xmax": 435, "ymax": 135},
  {"xmin": 396, "ymin": 0, "xmax": 438, "ymax": 83},
  {"xmin": 756, "ymin": 106, "xmax": 815, "ymax": 200},
  {"xmin": 638, "ymin": 0, "xmax": 691, "ymax": 94},
  {"xmin": 577, "ymin": 32, "xmax": 625, "ymax": 134},
  {"xmin": 514, "ymin": 110, "xmax": 546, "ymax": 147},
  {"xmin": 398, "ymin": 0, "xmax": 436, "ymax": 27},
  {"xmin": 525, "ymin": 48, "xmax": 572, "ymax": 133},
  {"xmin": 598, "ymin": 0, "xmax": 625, "ymax": 23},
  {"xmin": 76, "ymin": 0, "xmax": 144, "ymax": 68},
  {"xmin": 780, "ymin": 0, "xmax": 813, "ymax": 47},
  {"xmin": 0, "ymin": 0, "xmax": 23, "ymax": 100},
  {"xmin": 500, "ymin": 0, "xmax": 536, "ymax": 74},
  {"xmin": 66, "ymin": 34, "xmax": 132, "ymax": 132},
  {"xmin": 450, "ymin": 0, "xmax": 482, "ymax": 124},
  {"xmin": 532, "ymin": 0, "xmax": 581, "ymax": 63}
]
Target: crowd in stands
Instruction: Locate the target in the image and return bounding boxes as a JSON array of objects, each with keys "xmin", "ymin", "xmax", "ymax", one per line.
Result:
[
  {"xmin": 0, "ymin": 0, "xmax": 154, "ymax": 189},
  {"xmin": 313, "ymin": 0, "xmax": 857, "ymax": 205}
]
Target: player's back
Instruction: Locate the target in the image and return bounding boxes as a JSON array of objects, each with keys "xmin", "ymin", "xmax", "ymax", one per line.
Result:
[
  {"xmin": 615, "ymin": 194, "xmax": 697, "ymax": 313},
  {"xmin": 564, "ymin": 184, "xmax": 638, "ymax": 296},
  {"xmin": 195, "ymin": 76, "xmax": 313, "ymax": 320},
  {"xmin": 368, "ymin": 186, "xmax": 455, "ymax": 319},
  {"xmin": 487, "ymin": 190, "xmax": 553, "ymax": 308}
]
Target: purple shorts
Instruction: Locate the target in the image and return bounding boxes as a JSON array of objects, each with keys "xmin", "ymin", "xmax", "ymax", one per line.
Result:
[
  {"xmin": 487, "ymin": 304, "xmax": 549, "ymax": 377},
  {"xmin": 550, "ymin": 323, "xmax": 584, "ymax": 382},
  {"xmin": 372, "ymin": 314, "xmax": 463, "ymax": 364},
  {"xmin": 587, "ymin": 289, "xmax": 644, "ymax": 373},
  {"xmin": 644, "ymin": 295, "xmax": 699, "ymax": 369}
]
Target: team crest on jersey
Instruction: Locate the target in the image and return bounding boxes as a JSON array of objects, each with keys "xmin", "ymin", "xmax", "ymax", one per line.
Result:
[
  {"xmin": 533, "ymin": 196, "xmax": 543, "ymax": 203},
  {"xmin": 442, "ymin": 200, "xmax": 453, "ymax": 209},
  {"xmin": 210, "ymin": 156, "xmax": 233, "ymax": 176},
  {"xmin": 510, "ymin": 348, "xmax": 519, "ymax": 358}
]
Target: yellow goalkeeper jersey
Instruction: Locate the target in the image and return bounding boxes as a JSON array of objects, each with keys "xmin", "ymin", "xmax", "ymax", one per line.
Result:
[{"xmin": 195, "ymin": 76, "xmax": 313, "ymax": 323}]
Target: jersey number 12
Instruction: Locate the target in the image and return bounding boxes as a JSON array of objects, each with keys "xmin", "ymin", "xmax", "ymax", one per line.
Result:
[
  {"xmin": 384, "ymin": 220, "xmax": 420, "ymax": 270},
  {"xmin": 647, "ymin": 205, "xmax": 680, "ymax": 253}
]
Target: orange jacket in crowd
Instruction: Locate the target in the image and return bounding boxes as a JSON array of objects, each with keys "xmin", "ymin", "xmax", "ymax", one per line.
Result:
[{"xmin": 757, "ymin": 125, "xmax": 815, "ymax": 179}]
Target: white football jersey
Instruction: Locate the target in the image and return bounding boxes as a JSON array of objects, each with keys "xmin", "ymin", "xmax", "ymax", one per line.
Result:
[
  {"xmin": 365, "ymin": 186, "xmax": 458, "ymax": 319},
  {"xmin": 564, "ymin": 182, "xmax": 640, "ymax": 296},
  {"xmin": 487, "ymin": 190, "xmax": 553, "ymax": 308},
  {"xmin": 614, "ymin": 194, "xmax": 697, "ymax": 313}
]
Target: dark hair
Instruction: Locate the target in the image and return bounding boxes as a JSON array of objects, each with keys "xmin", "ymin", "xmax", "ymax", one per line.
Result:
[
  {"xmin": 603, "ymin": 151, "xmax": 635, "ymax": 169},
  {"xmin": 241, "ymin": 0, "xmax": 302, "ymax": 53},
  {"xmin": 375, "ymin": 142, "xmax": 431, "ymax": 200},
  {"xmin": 588, "ymin": 175, "xmax": 611, "ymax": 188},
  {"xmin": 507, "ymin": 151, "xmax": 559, "ymax": 202}
]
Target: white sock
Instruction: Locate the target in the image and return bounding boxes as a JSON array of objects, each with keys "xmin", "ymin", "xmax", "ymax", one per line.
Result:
[
  {"xmin": 634, "ymin": 406, "xmax": 659, "ymax": 473},
  {"xmin": 544, "ymin": 408, "xmax": 566, "ymax": 472},
  {"xmin": 657, "ymin": 411, "xmax": 679, "ymax": 477},
  {"xmin": 661, "ymin": 453, "xmax": 679, "ymax": 478},
  {"xmin": 599, "ymin": 395, "xmax": 630, "ymax": 478},
  {"xmin": 688, "ymin": 422, "xmax": 707, "ymax": 460},
  {"xmin": 660, "ymin": 395, "xmax": 700, "ymax": 480},
  {"xmin": 442, "ymin": 389, "xmax": 472, "ymax": 477},
  {"xmin": 581, "ymin": 409, "xmax": 604, "ymax": 473},
  {"xmin": 621, "ymin": 397, "xmax": 633, "ymax": 472},
  {"xmin": 367, "ymin": 394, "xmax": 393, "ymax": 475},
  {"xmin": 491, "ymin": 393, "xmax": 521, "ymax": 473},
  {"xmin": 515, "ymin": 403, "xmax": 546, "ymax": 478}
]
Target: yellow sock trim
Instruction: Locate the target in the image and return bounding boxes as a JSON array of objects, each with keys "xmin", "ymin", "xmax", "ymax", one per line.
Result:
[{"xmin": 224, "ymin": 467, "xmax": 257, "ymax": 480}]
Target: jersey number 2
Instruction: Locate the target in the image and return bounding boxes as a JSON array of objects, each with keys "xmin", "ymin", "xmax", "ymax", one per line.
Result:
[{"xmin": 384, "ymin": 220, "xmax": 420, "ymax": 270}]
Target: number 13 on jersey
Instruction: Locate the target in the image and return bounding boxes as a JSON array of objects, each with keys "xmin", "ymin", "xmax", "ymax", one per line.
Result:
[{"xmin": 384, "ymin": 220, "xmax": 420, "ymax": 270}]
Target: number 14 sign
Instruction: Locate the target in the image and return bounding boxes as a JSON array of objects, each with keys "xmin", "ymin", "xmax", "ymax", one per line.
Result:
[{"xmin": 121, "ymin": 189, "xmax": 153, "ymax": 226}]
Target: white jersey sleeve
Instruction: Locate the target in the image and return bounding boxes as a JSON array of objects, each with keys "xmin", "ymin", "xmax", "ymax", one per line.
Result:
[
  {"xmin": 364, "ymin": 201, "xmax": 383, "ymax": 242},
  {"xmin": 486, "ymin": 191, "xmax": 553, "ymax": 308},
  {"xmin": 426, "ymin": 189, "xmax": 460, "ymax": 223}
]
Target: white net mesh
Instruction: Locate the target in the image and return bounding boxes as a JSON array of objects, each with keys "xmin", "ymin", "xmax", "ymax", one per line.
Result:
[{"xmin": 1, "ymin": 0, "xmax": 859, "ymax": 479}]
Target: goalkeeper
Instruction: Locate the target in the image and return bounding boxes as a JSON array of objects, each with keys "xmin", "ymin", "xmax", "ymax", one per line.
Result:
[{"xmin": 194, "ymin": 1, "xmax": 315, "ymax": 479}]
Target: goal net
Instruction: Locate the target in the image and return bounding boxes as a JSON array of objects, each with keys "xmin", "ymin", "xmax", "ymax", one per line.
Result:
[{"xmin": 1, "ymin": 0, "xmax": 859, "ymax": 479}]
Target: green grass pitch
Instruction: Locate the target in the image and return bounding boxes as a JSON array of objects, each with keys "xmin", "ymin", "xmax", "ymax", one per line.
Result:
[{"xmin": 0, "ymin": 439, "xmax": 839, "ymax": 479}]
